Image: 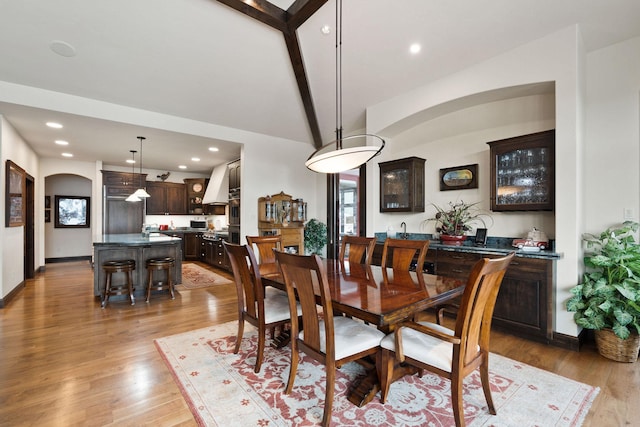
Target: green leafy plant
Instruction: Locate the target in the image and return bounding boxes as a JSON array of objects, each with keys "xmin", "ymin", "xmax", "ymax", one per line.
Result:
[
  {"xmin": 421, "ymin": 200, "xmax": 491, "ymax": 236},
  {"xmin": 566, "ymin": 221, "xmax": 640, "ymax": 340},
  {"xmin": 304, "ymin": 218, "xmax": 327, "ymax": 255}
]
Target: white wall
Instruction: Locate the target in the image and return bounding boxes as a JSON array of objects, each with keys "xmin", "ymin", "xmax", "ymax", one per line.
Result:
[
  {"xmin": 44, "ymin": 174, "xmax": 93, "ymax": 259},
  {"xmin": 1, "ymin": 116, "xmax": 39, "ymax": 299},
  {"xmin": 367, "ymin": 26, "xmax": 584, "ymax": 337}
]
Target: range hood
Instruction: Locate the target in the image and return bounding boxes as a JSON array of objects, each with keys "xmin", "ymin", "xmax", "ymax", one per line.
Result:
[{"xmin": 202, "ymin": 164, "xmax": 229, "ymax": 204}]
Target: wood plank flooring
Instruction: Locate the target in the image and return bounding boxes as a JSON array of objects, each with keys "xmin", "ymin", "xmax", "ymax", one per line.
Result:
[{"xmin": 0, "ymin": 261, "xmax": 637, "ymax": 426}]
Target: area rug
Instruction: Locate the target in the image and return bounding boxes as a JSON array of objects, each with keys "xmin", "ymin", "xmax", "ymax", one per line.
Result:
[
  {"xmin": 154, "ymin": 322, "xmax": 599, "ymax": 426},
  {"xmin": 180, "ymin": 263, "xmax": 233, "ymax": 289}
]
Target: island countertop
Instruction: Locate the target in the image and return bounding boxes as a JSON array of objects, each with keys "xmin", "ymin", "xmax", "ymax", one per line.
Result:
[{"xmin": 93, "ymin": 233, "xmax": 182, "ymax": 246}]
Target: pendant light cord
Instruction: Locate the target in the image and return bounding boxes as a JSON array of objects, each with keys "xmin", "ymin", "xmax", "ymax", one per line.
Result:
[{"xmin": 137, "ymin": 136, "xmax": 145, "ymax": 188}]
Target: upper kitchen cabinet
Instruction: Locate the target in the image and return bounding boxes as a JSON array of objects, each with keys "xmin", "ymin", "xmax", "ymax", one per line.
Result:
[
  {"xmin": 379, "ymin": 157, "xmax": 426, "ymax": 213},
  {"xmin": 146, "ymin": 181, "xmax": 187, "ymax": 215},
  {"xmin": 184, "ymin": 178, "xmax": 209, "ymax": 215},
  {"xmin": 487, "ymin": 130, "xmax": 555, "ymax": 212},
  {"xmin": 228, "ymin": 159, "xmax": 241, "ymax": 192}
]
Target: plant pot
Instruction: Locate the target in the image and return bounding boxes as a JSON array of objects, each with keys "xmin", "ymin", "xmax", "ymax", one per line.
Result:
[
  {"xmin": 439, "ymin": 234, "xmax": 466, "ymax": 246},
  {"xmin": 594, "ymin": 328, "xmax": 640, "ymax": 362}
]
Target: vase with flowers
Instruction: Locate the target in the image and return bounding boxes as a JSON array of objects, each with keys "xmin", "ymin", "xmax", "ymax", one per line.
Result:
[{"xmin": 421, "ymin": 200, "xmax": 491, "ymax": 245}]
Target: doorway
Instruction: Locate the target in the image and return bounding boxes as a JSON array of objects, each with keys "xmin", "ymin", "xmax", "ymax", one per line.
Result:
[{"xmin": 24, "ymin": 174, "xmax": 35, "ymax": 279}]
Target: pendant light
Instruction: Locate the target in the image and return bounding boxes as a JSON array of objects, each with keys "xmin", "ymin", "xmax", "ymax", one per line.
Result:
[
  {"xmin": 131, "ymin": 136, "xmax": 150, "ymax": 198},
  {"xmin": 125, "ymin": 150, "xmax": 141, "ymax": 202},
  {"xmin": 305, "ymin": 0, "xmax": 384, "ymax": 174}
]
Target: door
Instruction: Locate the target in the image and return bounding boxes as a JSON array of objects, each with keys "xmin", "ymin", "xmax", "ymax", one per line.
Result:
[
  {"xmin": 327, "ymin": 165, "xmax": 367, "ymax": 259},
  {"xmin": 24, "ymin": 174, "xmax": 35, "ymax": 279}
]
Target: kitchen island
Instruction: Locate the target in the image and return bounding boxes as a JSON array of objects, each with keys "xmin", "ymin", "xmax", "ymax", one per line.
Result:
[{"xmin": 93, "ymin": 234, "xmax": 182, "ymax": 300}]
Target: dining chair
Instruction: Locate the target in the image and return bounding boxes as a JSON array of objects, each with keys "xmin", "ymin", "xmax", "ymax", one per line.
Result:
[
  {"xmin": 274, "ymin": 251, "xmax": 385, "ymax": 427},
  {"xmin": 246, "ymin": 235, "xmax": 282, "ymax": 278},
  {"xmin": 338, "ymin": 235, "xmax": 376, "ymax": 266},
  {"xmin": 223, "ymin": 241, "xmax": 297, "ymax": 373},
  {"xmin": 377, "ymin": 252, "xmax": 515, "ymax": 427},
  {"xmin": 380, "ymin": 238, "xmax": 430, "ymax": 271}
]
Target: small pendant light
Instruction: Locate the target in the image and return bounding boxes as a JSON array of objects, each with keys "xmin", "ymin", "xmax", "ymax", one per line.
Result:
[
  {"xmin": 126, "ymin": 150, "xmax": 141, "ymax": 202},
  {"xmin": 131, "ymin": 136, "xmax": 150, "ymax": 198}
]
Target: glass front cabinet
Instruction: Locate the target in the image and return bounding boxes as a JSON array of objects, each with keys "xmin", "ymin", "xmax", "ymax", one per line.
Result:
[
  {"xmin": 487, "ymin": 130, "xmax": 555, "ymax": 211},
  {"xmin": 379, "ymin": 156, "xmax": 426, "ymax": 213}
]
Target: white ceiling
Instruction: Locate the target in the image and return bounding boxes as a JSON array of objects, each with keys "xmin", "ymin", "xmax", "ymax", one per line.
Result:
[{"xmin": 1, "ymin": 0, "xmax": 639, "ymax": 174}]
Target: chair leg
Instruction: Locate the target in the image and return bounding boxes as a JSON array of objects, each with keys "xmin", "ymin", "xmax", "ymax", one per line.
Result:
[
  {"xmin": 451, "ymin": 374, "xmax": 465, "ymax": 427},
  {"xmin": 322, "ymin": 366, "xmax": 335, "ymax": 427},
  {"xmin": 480, "ymin": 358, "xmax": 496, "ymax": 415},
  {"xmin": 101, "ymin": 273, "xmax": 111, "ymax": 308},
  {"xmin": 255, "ymin": 324, "xmax": 266, "ymax": 373},
  {"xmin": 234, "ymin": 319, "xmax": 245, "ymax": 354},
  {"xmin": 167, "ymin": 267, "xmax": 175, "ymax": 299},
  {"xmin": 285, "ymin": 346, "xmax": 298, "ymax": 394},
  {"xmin": 378, "ymin": 348, "xmax": 395, "ymax": 403}
]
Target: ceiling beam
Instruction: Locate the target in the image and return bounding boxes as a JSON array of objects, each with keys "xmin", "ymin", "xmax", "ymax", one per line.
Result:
[{"xmin": 215, "ymin": 0, "xmax": 327, "ymax": 148}]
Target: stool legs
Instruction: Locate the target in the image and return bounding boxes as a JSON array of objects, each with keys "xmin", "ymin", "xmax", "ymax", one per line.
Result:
[
  {"xmin": 145, "ymin": 258, "xmax": 176, "ymax": 303},
  {"xmin": 101, "ymin": 260, "xmax": 136, "ymax": 309}
]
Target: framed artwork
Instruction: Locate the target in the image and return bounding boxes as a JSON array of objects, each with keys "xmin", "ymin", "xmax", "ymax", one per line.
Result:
[
  {"xmin": 45, "ymin": 195, "xmax": 51, "ymax": 209},
  {"xmin": 439, "ymin": 164, "xmax": 478, "ymax": 191},
  {"xmin": 5, "ymin": 160, "xmax": 25, "ymax": 227},
  {"xmin": 55, "ymin": 195, "xmax": 90, "ymax": 228},
  {"xmin": 45, "ymin": 210, "xmax": 51, "ymax": 223}
]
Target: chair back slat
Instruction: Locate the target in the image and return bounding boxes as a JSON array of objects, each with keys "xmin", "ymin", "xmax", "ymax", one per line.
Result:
[
  {"xmin": 454, "ymin": 253, "xmax": 515, "ymax": 366},
  {"xmin": 381, "ymin": 238, "xmax": 430, "ymax": 271},
  {"xmin": 275, "ymin": 251, "xmax": 335, "ymax": 358},
  {"xmin": 339, "ymin": 236, "xmax": 376, "ymax": 266},
  {"xmin": 246, "ymin": 235, "xmax": 281, "ymax": 265},
  {"xmin": 224, "ymin": 242, "xmax": 264, "ymax": 319}
]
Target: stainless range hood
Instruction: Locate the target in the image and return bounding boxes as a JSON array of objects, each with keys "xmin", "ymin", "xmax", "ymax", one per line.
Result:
[{"xmin": 202, "ymin": 164, "xmax": 229, "ymax": 205}]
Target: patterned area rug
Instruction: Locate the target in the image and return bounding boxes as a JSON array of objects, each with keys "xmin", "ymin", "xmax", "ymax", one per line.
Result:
[
  {"xmin": 155, "ymin": 322, "xmax": 599, "ymax": 426},
  {"xmin": 179, "ymin": 263, "xmax": 233, "ymax": 289}
]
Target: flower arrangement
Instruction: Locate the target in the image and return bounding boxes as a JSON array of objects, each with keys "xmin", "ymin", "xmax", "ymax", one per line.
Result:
[{"xmin": 421, "ymin": 200, "xmax": 490, "ymax": 236}]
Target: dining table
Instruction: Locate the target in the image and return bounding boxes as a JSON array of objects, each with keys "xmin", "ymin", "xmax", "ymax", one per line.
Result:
[{"xmin": 261, "ymin": 258, "xmax": 466, "ymax": 406}]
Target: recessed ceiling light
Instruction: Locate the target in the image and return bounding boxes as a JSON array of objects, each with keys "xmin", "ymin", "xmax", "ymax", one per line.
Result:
[
  {"xmin": 50, "ymin": 40, "xmax": 76, "ymax": 57},
  {"xmin": 61, "ymin": 153, "xmax": 73, "ymax": 158},
  {"xmin": 208, "ymin": 147, "xmax": 219, "ymax": 152},
  {"xmin": 321, "ymin": 25, "xmax": 331, "ymax": 35},
  {"xmin": 179, "ymin": 165, "xmax": 187, "ymax": 169},
  {"xmin": 191, "ymin": 157, "xmax": 200, "ymax": 162},
  {"xmin": 46, "ymin": 122, "xmax": 63, "ymax": 129},
  {"xmin": 55, "ymin": 140, "xmax": 69, "ymax": 145},
  {"xmin": 409, "ymin": 43, "xmax": 421, "ymax": 55}
]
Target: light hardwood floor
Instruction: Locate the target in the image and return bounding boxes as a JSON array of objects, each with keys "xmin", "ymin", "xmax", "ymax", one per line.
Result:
[{"xmin": 0, "ymin": 261, "xmax": 637, "ymax": 426}]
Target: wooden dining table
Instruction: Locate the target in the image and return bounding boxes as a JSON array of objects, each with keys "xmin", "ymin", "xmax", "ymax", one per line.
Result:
[{"xmin": 262, "ymin": 258, "xmax": 466, "ymax": 406}]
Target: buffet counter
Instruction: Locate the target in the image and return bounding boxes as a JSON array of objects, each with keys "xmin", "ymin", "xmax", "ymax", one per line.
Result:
[{"xmin": 93, "ymin": 234, "xmax": 182, "ymax": 299}]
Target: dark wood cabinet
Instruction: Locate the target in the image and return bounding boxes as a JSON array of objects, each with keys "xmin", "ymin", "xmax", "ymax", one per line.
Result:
[
  {"xmin": 201, "ymin": 238, "xmax": 229, "ymax": 270},
  {"xmin": 183, "ymin": 232, "xmax": 202, "ymax": 260},
  {"xmin": 379, "ymin": 157, "xmax": 425, "ymax": 213},
  {"xmin": 228, "ymin": 159, "xmax": 241, "ymax": 191},
  {"xmin": 102, "ymin": 170, "xmax": 147, "ymax": 234},
  {"xmin": 487, "ymin": 130, "xmax": 555, "ymax": 211},
  {"xmin": 435, "ymin": 250, "xmax": 481, "ymax": 280},
  {"xmin": 145, "ymin": 182, "xmax": 187, "ymax": 215},
  {"xmin": 184, "ymin": 178, "xmax": 209, "ymax": 215}
]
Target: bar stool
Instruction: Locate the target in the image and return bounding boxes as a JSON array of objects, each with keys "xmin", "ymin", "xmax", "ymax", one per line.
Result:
[
  {"xmin": 101, "ymin": 259, "xmax": 136, "ymax": 308},
  {"xmin": 145, "ymin": 257, "xmax": 176, "ymax": 303}
]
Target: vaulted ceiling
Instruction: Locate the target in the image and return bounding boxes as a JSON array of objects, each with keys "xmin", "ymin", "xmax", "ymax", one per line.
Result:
[{"xmin": 1, "ymin": 0, "xmax": 639, "ymax": 173}]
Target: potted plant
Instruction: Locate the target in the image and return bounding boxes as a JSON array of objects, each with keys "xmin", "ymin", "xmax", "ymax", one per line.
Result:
[
  {"xmin": 421, "ymin": 200, "xmax": 491, "ymax": 245},
  {"xmin": 566, "ymin": 221, "xmax": 640, "ymax": 362},
  {"xmin": 304, "ymin": 218, "xmax": 327, "ymax": 255}
]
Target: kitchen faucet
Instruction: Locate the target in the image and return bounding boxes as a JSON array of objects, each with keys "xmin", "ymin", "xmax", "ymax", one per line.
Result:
[{"xmin": 400, "ymin": 222, "xmax": 407, "ymax": 239}]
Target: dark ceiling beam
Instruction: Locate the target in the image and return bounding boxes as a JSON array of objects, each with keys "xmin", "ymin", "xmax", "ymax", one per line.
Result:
[
  {"xmin": 287, "ymin": 0, "xmax": 328, "ymax": 29},
  {"xmin": 215, "ymin": 0, "xmax": 288, "ymax": 32},
  {"xmin": 283, "ymin": 30, "xmax": 323, "ymax": 148},
  {"xmin": 215, "ymin": 0, "xmax": 327, "ymax": 148}
]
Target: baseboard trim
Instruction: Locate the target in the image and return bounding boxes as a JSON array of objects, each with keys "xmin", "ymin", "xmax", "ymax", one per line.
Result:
[
  {"xmin": 0, "ymin": 280, "xmax": 25, "ymax": 308},
  {"xmin": 45, "ymin": 256, "xmax": 92, "ymax": 264}
]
